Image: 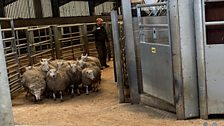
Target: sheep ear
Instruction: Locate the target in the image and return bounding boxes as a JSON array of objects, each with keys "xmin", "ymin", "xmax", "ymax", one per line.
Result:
[
  {"xmin": 47, "ymin": 58, "xmax": 52, "ymax": 61},
  {"xmin": 85, "ymin": 54, "xmax": 88, "ymax": 58},
  {"xmin": 25, "ymin": 66, "xmax": 32, "ymax": 71},
  {"xmin": 68, "ymin": 62, "xmax": 71, "ymax": 67}
]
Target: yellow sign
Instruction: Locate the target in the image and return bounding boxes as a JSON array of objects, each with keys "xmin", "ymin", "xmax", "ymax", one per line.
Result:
[{"xmin": 151, "ymin": 47, "xmax": 156, "ymax": 53}]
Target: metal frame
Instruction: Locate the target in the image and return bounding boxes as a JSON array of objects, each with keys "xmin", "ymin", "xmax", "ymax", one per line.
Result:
[
  {"xmin": 170, "ymin": 0, "xmax": 199, "ymax": 119},
  {"xmin": 121, "ymin": 0, "xmax": 140, "ymax": 104},
  {"xmin": 194, "ymin": 0, "xmax": 208, "ymax": 119},
  {"xmin": 111, "ymin": 10, "xmax": 125, "ymax": 103},
  {"xmin": 0, "ymin": 18, "xmax": 14, "ymax": 126},
  {"xmin": 136, "ymin": 1, "xmax": 175, "ymax": 111}
]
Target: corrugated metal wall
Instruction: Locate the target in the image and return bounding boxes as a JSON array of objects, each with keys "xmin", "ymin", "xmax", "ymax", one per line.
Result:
[
  {"xmin": 59, "ymin": 1, "xmax": 90, "ymax": 17},
  {"xmin": 95, "ymin": 2, "xmax": 114, "ymax": 15},
  {"xmin": 4, "ymin": 0, "xmax": 35, "ymax": 18},
  {"xmin": 41, "ymin": 0, "xmax": 53, "ymax": 18},
  {"xmin": 4, "ymin": 0, "xmax": 114, "ymax": 19}
]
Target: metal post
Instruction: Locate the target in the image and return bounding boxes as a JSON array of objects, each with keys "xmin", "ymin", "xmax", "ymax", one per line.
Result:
[
  {"xmin": 0, "ymin": 24, "xmax": 14, "ymax": 126},
  {"xmin": 121, "ymin": 0, "xmax": 140, "ymax": 104},
  {"xmin": 194, "ymin": 0, "xmax": 208, "ymax": 119},
  {"xmin": 111, "ymin": 10, "xmax": 125, "ymax": 103}
]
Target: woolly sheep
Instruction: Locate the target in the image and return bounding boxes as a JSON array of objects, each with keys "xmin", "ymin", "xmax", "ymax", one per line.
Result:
[
  {"xmin": 82, "ymin": 66, "xmax": 101, "ymax": 95},
  {"xmin": 46, "ymin": 64, "xmax": 70, "ymax": 102},
  {"xmin": 21, "ymin": 60, "xmax": 50, "ymax": 102},
  {"xmin": 77, "ymin": 59, "xmax": 98, "ymax": 69},
  {"xmin": 81, "ymin": 54, "xmax": 101, "ymax": 68},
  {"xmin": 67, "ymin": 62, "xmax": 82, "ymax": 96}
]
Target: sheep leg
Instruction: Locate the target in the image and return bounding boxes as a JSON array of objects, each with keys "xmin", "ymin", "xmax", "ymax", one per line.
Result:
[
  {"xmin": 60, "ymin": 91, "xmax": 63, "ymax": 102},
  {"xmin": 77, "ymin": 88, "xmax": 80, "ymax": 96},
  {"xmin": 71, "ymin": 84, "xmax": 74, "ymax": 97},
  {"xmin": 86, "ymin": 85, "xmax": 89, "ymax": 95},
  {"xmin": 53, "ymin": 92, "xmax": 56, "ymax": 101}
]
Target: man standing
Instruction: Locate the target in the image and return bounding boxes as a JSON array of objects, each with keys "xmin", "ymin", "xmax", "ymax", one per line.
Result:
[{"xmin": 92, "ymin": 18, "xmax": 110, "ymax": 69}]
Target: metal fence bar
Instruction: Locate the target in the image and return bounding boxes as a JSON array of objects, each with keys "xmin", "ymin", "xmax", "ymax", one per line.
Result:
[{"xmin": 111, "ymin": 10, "xmax": 125, "ymax": 103}]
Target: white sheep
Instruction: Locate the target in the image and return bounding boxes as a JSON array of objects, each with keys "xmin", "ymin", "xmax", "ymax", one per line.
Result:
[
  {"xmin": 46, "ymin": 63, "xmax": 70, "ymax": 102},
  {"xmin": 77, "ymin": 59, "xmax": 98, "ymax": 69},
  {"xmin": 82, "ymin": 66, "xmax": 101, "ymax": 95},
  {"xmin": 67, "ymin": 62, "xmax": 82, "ymax": 96},
  {"xmin": 21, "ymin": 60, "xmax": 50, "ymax": 102},
  {"xmin": 80, "ymin": 54, "xmax": 101, "ymax": 68}
]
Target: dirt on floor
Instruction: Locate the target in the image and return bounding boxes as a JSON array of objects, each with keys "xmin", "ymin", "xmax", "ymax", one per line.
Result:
[{"xmin": 12, "ymin": 61, "xmax": 224, "ymax": 126}]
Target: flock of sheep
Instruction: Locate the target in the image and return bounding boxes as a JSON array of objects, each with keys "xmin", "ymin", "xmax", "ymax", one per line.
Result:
[{"xmin": 21, "ymin": 54, "xmax": 102, "ymax": 102}]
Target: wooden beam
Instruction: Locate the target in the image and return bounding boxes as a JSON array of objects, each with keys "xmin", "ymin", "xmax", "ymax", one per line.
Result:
[
  {"xmin": 33, "ymin": 0, "xmax": 43, "ymax": 18},
  {"xmin": 51, "ymin": 0, "xmax": 60, "ymax": 17},
  {"xmin": 88, "ymin": 0, "xmax": 95, "ymax": 16},
  {"xmin": 0, "ymin": 0, "xmax": 5, "ymax": 17}
]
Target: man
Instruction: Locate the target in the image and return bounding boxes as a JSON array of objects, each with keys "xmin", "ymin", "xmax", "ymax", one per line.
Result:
[{"xmin": 92, "ymin": 18, "xmax": 110, "ymax": 69}]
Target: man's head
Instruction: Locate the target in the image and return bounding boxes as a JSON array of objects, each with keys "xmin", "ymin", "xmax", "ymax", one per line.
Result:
[{"xmin": 96, "ymin": 18, "xmax": 103, "ymax": 26}]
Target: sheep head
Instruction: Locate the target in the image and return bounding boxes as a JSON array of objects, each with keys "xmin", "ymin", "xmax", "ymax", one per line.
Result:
[
  {"xmin": 40, "ymin": 60, "xmax": 50, "ymax": 72},
  {"xmin": 86, "ymin": 69, "xmax": 95, "ymax": 80},
  {"xmin": 47, "ymin": 69, "xmax": 58, "ymax": 79}
]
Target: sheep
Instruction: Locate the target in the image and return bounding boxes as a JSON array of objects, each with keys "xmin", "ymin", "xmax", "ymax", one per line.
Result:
[
  {"xmin": 46, "ymin": 63, "xmax": 70, "ymax": 102},
  {"xmin": 49, "ymin": 59, "xmax": 77, "ymax": 69},
  {"xmin": 82, "ymin": 66, "xmax": 101, "ymax": 95},
  {"xmin": 77, "ymin": 59, "xmax": 98, "ymax": 69},
  {"xmin": 21, "ymin": 60, "xmax": 49, "ymax": 102},
  {"xmin": 80, "ymin": 54, "xmax": 101, "ymax": 68},
  {"xmin": 67, "ymin": 62, "xmax": 82, "ymax": 96}
]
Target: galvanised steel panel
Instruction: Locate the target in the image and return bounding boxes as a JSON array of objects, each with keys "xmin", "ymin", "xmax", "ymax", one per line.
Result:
[
  {"xmin": 205, "ymin": 45, "xmax": 224, "ymax": 114},
  {"xmin": 140, "ymin": 43, "xmax": 174, "ymax": 104}
]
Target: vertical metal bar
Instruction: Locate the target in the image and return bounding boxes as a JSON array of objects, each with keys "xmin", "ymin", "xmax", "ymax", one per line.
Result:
[
  {"xmin": 111, "ymin": 10, "xmax": 125, "ymax": 103},
  {"xmin": 169, "ymin": 0, "xmax": 185, "ymax": 119},
  {"xmin": 121, "ymin": 0, "xmax": 140, "ymax": 104},
  {"xmin": 194, "ymin": 0, "xmax": 208, "ymax": 119},
  {"xmin": 0, "ymin": 23, "xmax": 14, "ymax": 126},
  {"xmin": 137, "ymin": 6, "xmax": 143, "ymax": 42}
]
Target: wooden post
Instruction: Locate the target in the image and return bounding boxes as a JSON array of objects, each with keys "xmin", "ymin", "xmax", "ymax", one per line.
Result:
[
  {"xmin": 51, "ymin": 0, "xmax": 60, "ymax": 17},
  {"xmin": 88, "ymin": 0, "xmax": 95, "ymax": 16},
  {"xmin": 0, "ymin": 0, "xmax": 5, "ymax": 17},
  {"xmin": 0, "ymin": 24, "xmax": 14, "ymax": 126},
  {"xmin": 79, "ymin": 24, "xmax": 89, "ymax": 55},
  {"xmin": 33, "ymin": 0, "xmax": 43, "ymax": 18},
  {"xmin": 49, "ymin": 26, "xmax": 55, "ymax": 60},
  {"xmin": 52, "ymin": 26, "xmax": 62, "ymax": 59},
  {"xmin": 26, "ymin": 29, "xmax": 35, "ymax": 66}
]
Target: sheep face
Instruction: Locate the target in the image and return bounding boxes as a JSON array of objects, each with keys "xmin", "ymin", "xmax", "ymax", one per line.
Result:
[
  {"xmin": 77, "ymin": 60, "xmax": 84, "ymax": 68},
  {"xmin": 47, "ymin": 69, "xmax": 57, "ymax": 79},
  {"xmin": 56, "ymin": 60, "xmax": 65, "ymax": 70},
  {"xmin": 70, "ymin": 64, "xmax": 77, "ymax": 73},
  {"xmin": 86, "ymin": 70, "xmax": 95, "ymax": 80},
  {"xmin": 40, "ymin": 60, "xmax": 49, "ymax": 72},
  {"xmin": 33, "ymin": 88, "xmax": 44, "ymax": 101}
]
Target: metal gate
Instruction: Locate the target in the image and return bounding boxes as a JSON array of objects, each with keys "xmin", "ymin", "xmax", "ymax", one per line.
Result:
[
  {"xmin": 195, "ymin": 0, "xmax": 224, "ymax": 118},
  {"xmin": 137, "ymin": 2, "xmax": 175, "ymax": 110}
]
